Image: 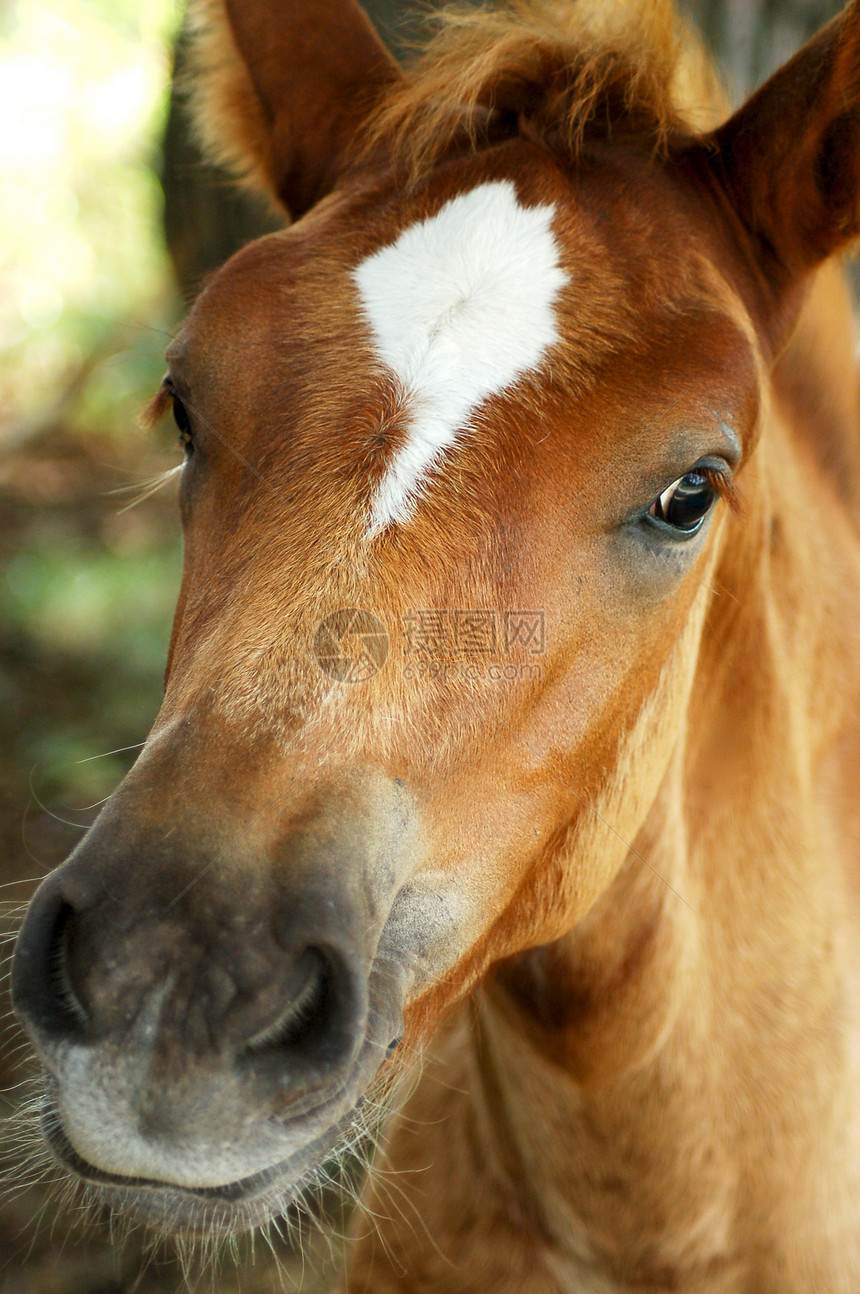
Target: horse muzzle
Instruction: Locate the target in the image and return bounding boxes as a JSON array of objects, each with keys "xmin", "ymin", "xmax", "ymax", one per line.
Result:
[{"xmin": 11, "ymin": 757, "xmax": 417, "ymax": 1230}]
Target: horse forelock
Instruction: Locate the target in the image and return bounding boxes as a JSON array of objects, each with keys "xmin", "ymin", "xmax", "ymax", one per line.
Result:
[{"xmin": 358, "ymin": 0, "xmax": 725, "ymax": 183}]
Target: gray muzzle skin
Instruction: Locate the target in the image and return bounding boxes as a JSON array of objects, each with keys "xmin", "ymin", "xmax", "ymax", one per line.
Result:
[{"xmin": 12, "ymin": 761, "xmax": 417, "ymax": 1228}]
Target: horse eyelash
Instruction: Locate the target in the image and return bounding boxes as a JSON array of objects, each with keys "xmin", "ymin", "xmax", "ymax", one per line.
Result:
[
  {"xmin": 700, "ymin": 465, "xmax": 742, "ymax": 514},
  {"xmin": 140, "ymin": 383, "xmax": 173, "ymax": 430}
]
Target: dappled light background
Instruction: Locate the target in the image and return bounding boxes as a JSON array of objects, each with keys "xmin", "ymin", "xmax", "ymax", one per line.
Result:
[
  {"xmin": 0, "ymin": 0, "xmax": 182, "ymax": 881},
  {"xmin": 0, "ymin": 0, "xmax": 180, "ymax": 842}
]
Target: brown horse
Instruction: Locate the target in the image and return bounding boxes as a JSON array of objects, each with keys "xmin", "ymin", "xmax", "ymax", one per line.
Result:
[{"xmin": 12, "ymin": 0, "xmax": 860, "ymax": 1289}]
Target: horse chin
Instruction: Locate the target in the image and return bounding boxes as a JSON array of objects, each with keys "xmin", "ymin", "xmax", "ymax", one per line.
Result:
[{"xmin": 40, "ymin": 1087, "xmax": 372, "ymax": 1236}]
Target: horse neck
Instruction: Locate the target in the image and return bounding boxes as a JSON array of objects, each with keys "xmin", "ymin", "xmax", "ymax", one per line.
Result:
[{"xmin": 473, "ymin": 348, "xmax": 860, "ymax": 1277}]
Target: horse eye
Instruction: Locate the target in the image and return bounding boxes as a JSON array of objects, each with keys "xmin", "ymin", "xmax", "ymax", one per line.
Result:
[
  {"xmin": 172, "ymin": 396, "xmax": 193, "ymax": 454},
  {"xmin": 649, "ymin": 470, "xmax": 717, "ymax": 534}
]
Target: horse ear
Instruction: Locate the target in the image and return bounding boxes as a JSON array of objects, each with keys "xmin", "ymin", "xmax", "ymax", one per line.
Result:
[
  {"xmin": 189, "ymin": 0, "xmax": 400, "ymax": 218},
  {"xmin": 703, "ymin": 1, "xmax": 860, "ymax": 324}
]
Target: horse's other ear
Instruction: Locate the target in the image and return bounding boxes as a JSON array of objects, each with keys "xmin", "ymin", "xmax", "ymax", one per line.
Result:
[
  {"xmin": 188, "ymin": 0, "xmax": 400, "ymax": 218},
  {"xmin": 702, "ymin": 0, "xmax": 860, "ymax": 331}
]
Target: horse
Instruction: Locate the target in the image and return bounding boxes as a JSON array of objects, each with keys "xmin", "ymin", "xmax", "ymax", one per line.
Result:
[{"xmin": 11, "ymin": 0, "xmax": 860, "ymax": 1288}]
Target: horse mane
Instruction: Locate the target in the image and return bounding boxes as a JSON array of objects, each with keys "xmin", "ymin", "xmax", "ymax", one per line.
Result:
[{"xmin": 361, "ymin": 0, "xmax": 725, "ymax": 181}]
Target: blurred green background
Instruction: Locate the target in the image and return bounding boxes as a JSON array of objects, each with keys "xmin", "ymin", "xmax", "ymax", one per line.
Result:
[
  {"xmin": 0, "ymin": 1, "xmax": 847, "ymax": 1291},
  {"xmin": 0, "ymin": 0, "xmax": 181, "ymax": 843}
]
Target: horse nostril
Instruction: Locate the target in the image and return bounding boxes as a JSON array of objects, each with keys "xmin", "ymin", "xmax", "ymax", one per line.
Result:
[
  {"xmin": 241, "ymin": 943, "xmax": 364, "ymax": 1075},
  {"xmin": 244, "ymin": 947, "xmax": 330, "ymax": 1054},
  {"xmin": 13, "ymin": 890, "xmax": 90, "ymax": 1043},
  {"xmin": 45, "ymin": 900, "xmax": 89, "ymax": 1034}
]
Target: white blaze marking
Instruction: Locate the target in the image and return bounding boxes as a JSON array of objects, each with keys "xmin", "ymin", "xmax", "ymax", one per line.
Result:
[{"xmin": 354, "ymin": 180, "xmax": 568, "ymax": 533}]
